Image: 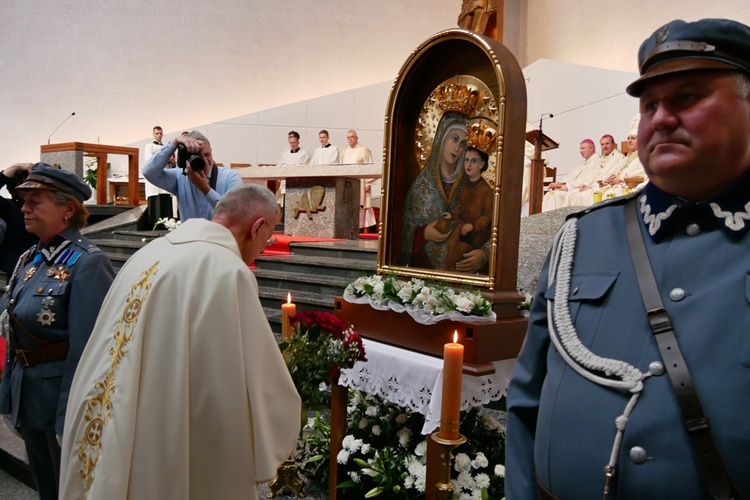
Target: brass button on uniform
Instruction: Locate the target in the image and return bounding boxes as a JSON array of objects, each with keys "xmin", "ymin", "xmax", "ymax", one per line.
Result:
[
  {"xmin": 686, "ymin": 223, "xmax": 701, "ymax": 236},
  {"xmin": 669, "ymin": 288, "xmax": 686, "ymax": 301},
  {"xmin": 629, "ymin": 446, "xmax": 648, "ymax": 464}
]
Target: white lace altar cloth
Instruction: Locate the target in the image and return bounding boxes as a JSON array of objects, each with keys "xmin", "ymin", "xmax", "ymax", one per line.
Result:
[{"xmin": 338, "ymin": 339, "xmax": 516, "ymax": 434}]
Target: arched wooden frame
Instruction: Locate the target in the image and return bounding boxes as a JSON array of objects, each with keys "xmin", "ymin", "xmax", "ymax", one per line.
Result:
[{"xmin": 377, "ymin": 29, "xmax": 527, "ymax": 293}]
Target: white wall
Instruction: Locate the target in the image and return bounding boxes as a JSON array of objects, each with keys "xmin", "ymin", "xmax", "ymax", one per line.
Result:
[
  {"xmin": 0, "ymin": 0, "xmax": 460, "ymax": 167},
  {"xmin": 525, "ymin": 59, "xmax": 638, "ymax": 177},
  {"xmin": 525, "ymin": 0, "xmax": 750, "ymax": 73},
  {"xmin": 4, "ymin": 0, "xmax": 749, "ymax": 172},
  {"xmin": 127, "ymin": 82, "xmax": 391, "ymax": 169}
]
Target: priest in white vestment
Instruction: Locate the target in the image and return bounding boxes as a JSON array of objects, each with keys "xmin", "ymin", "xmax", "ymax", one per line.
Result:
[
  {"xmin": 340, "ymin": 130, "xmax": 377, "ymax": 229},
  {"xmin": 143, "ymin": 126, "xmax": 169, "ymax": 199},
  {"xmin": 567, "ymin": 134, "xmax": 625, "ymax": 206},
  {"xmin": 601, "ymin": 115, "xmax": 648, "ymax": 198},
  {"xmin": 311, "ymin": 129, "xmax": 340, "ymax": 165},
  {"xmin": 277, "ymin": 130, "xmax": 310, "ymax": 207},
  {"xmin": 542, "ymin": 139, "xmax": 599, "ymax": 211},
  {"xmin": 60, "ymin": 184, "xmax": 301, "ymax": 500}
]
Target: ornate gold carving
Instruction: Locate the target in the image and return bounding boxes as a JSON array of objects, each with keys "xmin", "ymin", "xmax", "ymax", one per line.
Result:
[
  {"xmin": 293, "ymin": 186, "xmax": 326, "ymax": 220},
  {"xmin": 268, "ymin": 458, "xmax": 306, "ymax": 497},
  {"xmin": 415, "ymin": 75, "xmax": 499, "ymax": 186},
  {"xmin": 467, "ymin": 116, "xmax": 498, "ymax": 154},
  {"xmin": 76, "ymin": 262, "xmax": 159, "ymax": 492}
]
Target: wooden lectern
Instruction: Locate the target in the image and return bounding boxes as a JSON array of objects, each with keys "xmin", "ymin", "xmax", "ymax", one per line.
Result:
[
  {"xmin": 41, "ymin": 142, "xmax": 140, "ymax": 205},
  {"xmin": 525, "ymin": 130, "xmax": 559, "ymax": 215}
]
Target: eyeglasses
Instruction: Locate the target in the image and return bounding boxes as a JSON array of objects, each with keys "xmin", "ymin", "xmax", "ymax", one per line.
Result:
[{"xmin": 261, "ymin": 218, "xmax": 274, "ymax": 233}]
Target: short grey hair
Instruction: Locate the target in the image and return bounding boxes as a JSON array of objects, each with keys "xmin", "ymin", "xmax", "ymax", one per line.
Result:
[
  {"xmin": 187, "ymin": 130, "xmax": 210, "ymax": 145},
  {"xmin": 213, "ymin": 184, "xmax": 277, "ymax": 223},
  {"xmin": 736, "ymin": 72, "xmax": 750, "ymax": 100}
]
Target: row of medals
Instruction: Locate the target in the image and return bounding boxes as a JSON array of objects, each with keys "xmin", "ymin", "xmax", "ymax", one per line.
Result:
[{"xmin": 22, "ymin": 264, "xmax": 70, "ymax": 326}]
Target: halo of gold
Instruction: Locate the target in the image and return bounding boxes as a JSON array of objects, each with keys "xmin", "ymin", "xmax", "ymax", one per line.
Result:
[{"xmin": 415, "ymin": 75, "xmax": 498, "ymax": 186}]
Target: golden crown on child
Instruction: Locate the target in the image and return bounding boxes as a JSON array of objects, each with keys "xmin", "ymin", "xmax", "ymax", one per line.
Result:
[{"xmin": 467, "ymin": 117, "xmax": 499, "ymax": 154}]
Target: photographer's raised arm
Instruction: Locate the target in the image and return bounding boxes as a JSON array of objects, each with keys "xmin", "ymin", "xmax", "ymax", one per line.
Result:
[{"xmin": 143, "ymin": 143, "xmax": 179, "ymax": 194}]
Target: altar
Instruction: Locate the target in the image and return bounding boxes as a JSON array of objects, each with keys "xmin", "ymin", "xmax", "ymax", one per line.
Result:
[
  {"xmin": 339, "ymin": 339, "xmax": 515, "ymax": 435},
  {"xmin": 233, "ymin": 163, "xmax": 382, "ymax": 239}
]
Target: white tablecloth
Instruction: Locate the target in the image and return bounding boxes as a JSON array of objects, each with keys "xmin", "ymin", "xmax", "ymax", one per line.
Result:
[{"xmin": 338, "ymin": 339, "xmax": 516, "ymax": 434}]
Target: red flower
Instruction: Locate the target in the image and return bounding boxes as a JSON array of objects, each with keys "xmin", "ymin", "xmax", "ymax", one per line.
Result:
[{"xmin": 291, "ymin": 311, "xmax": 345, "ymax": 337}]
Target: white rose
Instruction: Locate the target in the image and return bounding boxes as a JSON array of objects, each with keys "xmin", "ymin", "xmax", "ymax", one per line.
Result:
[
  {"xmin": 396, "ymin": 427, "xmax": 412, "ymax": 448},
  {"xmin": 494, "ymin": 464, "xmax": 506, "ymax": 477}
]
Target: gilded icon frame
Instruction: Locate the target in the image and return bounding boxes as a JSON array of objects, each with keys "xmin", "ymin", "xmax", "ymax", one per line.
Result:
[{"xmin": 377, "ymin": 29, "xmax": 527, "ymax": 293}]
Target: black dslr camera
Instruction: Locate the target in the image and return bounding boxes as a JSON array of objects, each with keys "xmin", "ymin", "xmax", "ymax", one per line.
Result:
[{"xmin": 176, "ymin": 144, "xmax": 206, "ymax": 174}]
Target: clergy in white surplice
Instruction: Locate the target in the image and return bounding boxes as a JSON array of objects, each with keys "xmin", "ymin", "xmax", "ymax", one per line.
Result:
[
  {"xmin": 600, "ymin": 114, "xmax": 648, "ymax": 198},
  {"xmin": 542, "ymin": 139, "xmax": 600, "ymax": 211},
  {"xmin": 60, "ymin": 185, "xmax": 301, "ymax": 500},
  {"xmin": 567, "ymin": 134, "xmax": 625, "ymax": 206},
  {"xmin": 311, "ymin": 129, "xmax": 340, "ymax": 165},
  {"xmin": 340, "ymin": 129, "xmax": 377, "ymax": 228}
]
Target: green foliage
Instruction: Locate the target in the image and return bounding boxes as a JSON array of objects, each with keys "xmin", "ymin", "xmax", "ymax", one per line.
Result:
[
  {"xmin": 297, "ymin": 390, "xmax": 506, "ymax": 499},
  {"xmin": 281, "ymin": 311, "xmax": 366, "ymax": 410}
]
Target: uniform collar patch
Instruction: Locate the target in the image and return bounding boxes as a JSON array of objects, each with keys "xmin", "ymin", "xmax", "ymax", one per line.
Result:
[
  {"xmin": 640, "ymin": 171, "xmax": 750, "ymax": 239},
  {"xmin": 38, "ymin": 234, "xmax": 71, "ymax": 263}
]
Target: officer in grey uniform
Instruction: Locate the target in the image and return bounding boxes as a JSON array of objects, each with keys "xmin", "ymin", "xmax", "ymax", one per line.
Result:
[
  {"xmin": 507, "ymin": 19, "xmax": 750, "ymax": 499},
  {"xmin": 0, "ymin": 163, "xmax": 114, "ymax": 500}
]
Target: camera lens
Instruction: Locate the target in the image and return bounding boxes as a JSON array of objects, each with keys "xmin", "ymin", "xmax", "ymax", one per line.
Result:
[{"xmin": 188, "ymin": 155, "xmax": 205, "ymax": 172}]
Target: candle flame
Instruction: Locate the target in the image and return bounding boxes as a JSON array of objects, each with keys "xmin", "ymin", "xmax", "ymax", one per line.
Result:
[
  {"xmin": 453, "ymin": 330, "xmax": 458, "ymax": 343},
  {"xmin": 287, "ymin": 292, "xmax": 292, "ymax": 304}
]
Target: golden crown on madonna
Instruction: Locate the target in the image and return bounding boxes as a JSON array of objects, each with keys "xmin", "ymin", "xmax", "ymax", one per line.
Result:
[{"xmin": 435, "ymin": 83, "xmax": 484, "ymax": 116}]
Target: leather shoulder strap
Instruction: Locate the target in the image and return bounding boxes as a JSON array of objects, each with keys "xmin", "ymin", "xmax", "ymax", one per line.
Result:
[{"xmin": 624, "ymin": 197, "xmax": 737, "ymax": 499}]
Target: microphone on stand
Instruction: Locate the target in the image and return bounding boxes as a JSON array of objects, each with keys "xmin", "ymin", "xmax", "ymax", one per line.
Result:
[
  {"xmin": 48, "ymin": 112, "xmax": 76, "ymax": 144},
  {"xmin": 538, "ymin": 113, "xmax": 555, "ymax": 147}
]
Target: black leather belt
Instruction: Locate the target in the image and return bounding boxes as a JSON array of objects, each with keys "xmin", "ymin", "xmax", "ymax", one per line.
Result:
[{"xmin": 624, "ymin": 197, "xmax": 738, "ymax": 500}]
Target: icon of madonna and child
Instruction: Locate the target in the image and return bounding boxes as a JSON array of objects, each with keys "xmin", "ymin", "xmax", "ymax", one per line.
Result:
[{"xmin": 399, "ymin": 98, "xmax": 499, "ymax": 275}]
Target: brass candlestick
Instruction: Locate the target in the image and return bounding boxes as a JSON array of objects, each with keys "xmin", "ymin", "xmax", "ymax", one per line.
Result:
[
  {"xmin": 267, "ymin": 457, "xmax": 306, "ymax": 498},
  {"xmin": 431, "ymin": 432, "xmax": 467, "ymax": 500}
]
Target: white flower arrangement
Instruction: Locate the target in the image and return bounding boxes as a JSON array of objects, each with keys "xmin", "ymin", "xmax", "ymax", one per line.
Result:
[
  {"xmin": 298, "ymin": 390, "xmax": 506, "ymax": 498},
  {"xmin": 344, "ymin": 274, "xmax": 497, "ymax": 324},
  {"xmin": 153, "ymin": 217, "xmax": 181, "ymax": 232}
]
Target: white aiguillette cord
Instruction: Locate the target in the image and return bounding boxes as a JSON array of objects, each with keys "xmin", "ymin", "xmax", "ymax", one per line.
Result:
[{"xmin": 547, "ymin": 216, "xmax": 650, "ymax": 499}]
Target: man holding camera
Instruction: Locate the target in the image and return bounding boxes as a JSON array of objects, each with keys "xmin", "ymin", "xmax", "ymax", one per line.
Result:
[{"xmin": 143, "ymin": 130, "xmax": 242, "ymax": 221}]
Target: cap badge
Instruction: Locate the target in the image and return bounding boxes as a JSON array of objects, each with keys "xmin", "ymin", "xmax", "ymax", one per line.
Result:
[{"xmin": 655, "ymin": 24, "xmax": 669, "ymax": 45}]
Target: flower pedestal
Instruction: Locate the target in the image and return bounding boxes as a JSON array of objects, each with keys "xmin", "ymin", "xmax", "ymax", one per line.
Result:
[{"xmin": 334, "ymin": 297, "xmax": 527, "ymax": 375}]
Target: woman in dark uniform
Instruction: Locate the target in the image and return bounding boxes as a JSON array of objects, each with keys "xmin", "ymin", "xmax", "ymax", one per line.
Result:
[{"xmin": 0, "ymin": 163, "xmax": 114, "ymax": 499}]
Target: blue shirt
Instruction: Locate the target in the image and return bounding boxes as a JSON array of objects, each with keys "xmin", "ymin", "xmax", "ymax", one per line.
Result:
[{"xmin": 143, "ymin": 144, "xmax": 242, "ymax": 221}]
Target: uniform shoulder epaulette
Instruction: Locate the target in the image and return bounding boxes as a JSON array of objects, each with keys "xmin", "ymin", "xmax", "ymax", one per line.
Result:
[
  {"xmin": 74, "ymin": 236, "xmax": 103, "ymax": 254},
  {"xmin": 565, "ymin": 189, "xmax": 641, "ymax": 221}
]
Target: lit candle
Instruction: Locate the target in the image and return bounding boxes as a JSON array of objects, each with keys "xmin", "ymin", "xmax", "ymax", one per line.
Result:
[
  {"xmin": 281, "ymin": 293, "xmax": 296, "ymax": 342},
  {"xmin": 439, "ymin": 330, "xmax": 464, "ymax": 440}
]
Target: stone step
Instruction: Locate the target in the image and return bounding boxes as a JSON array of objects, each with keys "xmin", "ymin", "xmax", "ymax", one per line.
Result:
[
  {"xmin": 90, "ymin": 238, "xmax": 145, "ymax": 257},
  {"xmin": 253, "ymin": 268, "xmax": 351, "ymax": 297},
  {"xmin": 253, "ymin": 254, "xmax": 376, "ymax": 281},
  {"xmin": 258, "ymin": 285, "xmax": 338, "ymax": 312},
  {"xmin": 100, "ymin": 229, "xmax": 166, "ymax": 242},
  {"xmin": 287, "ymin": 240, "xmax": 378, "ymax": 262},
  {"xmin": 103, "ymin": 252, "xmax": 130, "ymax": 271}
]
